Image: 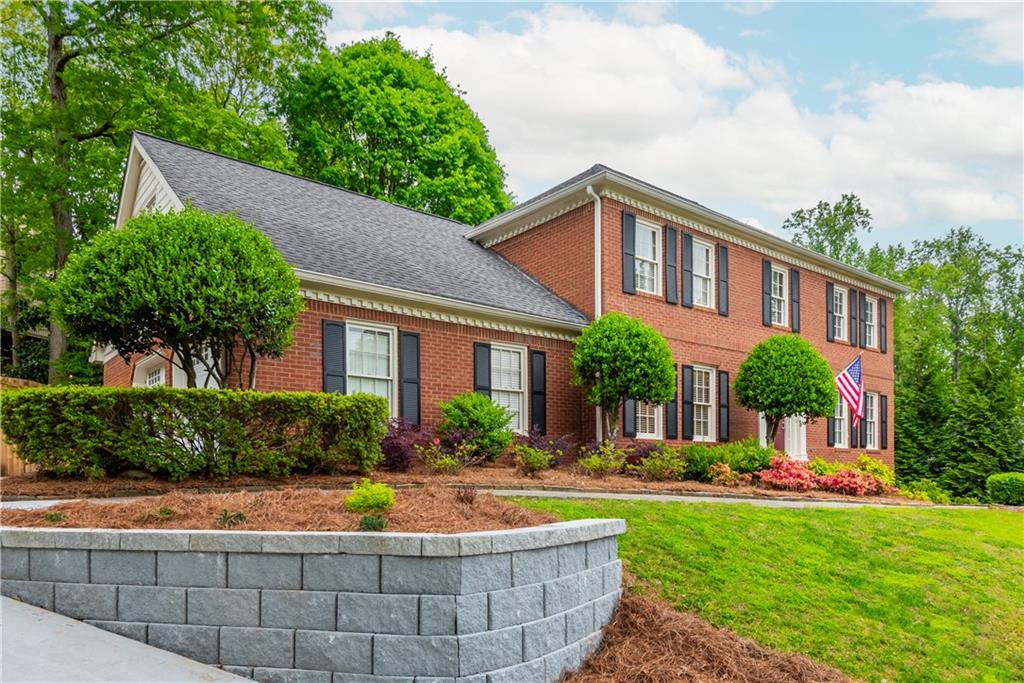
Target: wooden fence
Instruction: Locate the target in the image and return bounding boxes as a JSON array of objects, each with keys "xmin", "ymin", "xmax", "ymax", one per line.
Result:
[{"xmin": 1, "ymin": 376, "xmax": 42, "ymax": 476}]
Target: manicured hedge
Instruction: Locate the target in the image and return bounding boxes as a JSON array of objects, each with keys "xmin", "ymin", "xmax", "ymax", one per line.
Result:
[
  {"xmin": 1, "ymin": 387, "xmax": 388, "ymax": 479},
  {"xmin": 986, "ymin": 472, "xmax": 1024, "ymax": 506}
]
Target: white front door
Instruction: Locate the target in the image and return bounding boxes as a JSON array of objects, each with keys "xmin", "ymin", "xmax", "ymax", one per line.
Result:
[{"xmin": 784, "ymin": 415, "xmax": 807, "ymax": 459}]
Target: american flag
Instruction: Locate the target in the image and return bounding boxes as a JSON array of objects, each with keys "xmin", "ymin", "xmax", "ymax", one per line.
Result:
[{"xmin": 836, "ymin": 356, "xmax": 864, "ymax": 427}]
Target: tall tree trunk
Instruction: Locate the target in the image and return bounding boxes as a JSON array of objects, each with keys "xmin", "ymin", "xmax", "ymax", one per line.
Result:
[
  {"xmin": 3, "ymin": 225, "xmax": 20, "ymax": 367},
  {"xmin": 46, "ymin": 5, "xmax": 73, "ymax": 383}
]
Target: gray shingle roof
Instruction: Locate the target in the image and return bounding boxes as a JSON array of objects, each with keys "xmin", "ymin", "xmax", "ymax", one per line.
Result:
[{"xmin": 135, "ymin": 133, "xmax": 588, "ymax": 327}]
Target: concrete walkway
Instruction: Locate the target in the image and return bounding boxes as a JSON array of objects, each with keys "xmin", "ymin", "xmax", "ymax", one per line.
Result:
[{"xmin": 0, "ymin": 597, "xmax": 243, "ymax": 682}]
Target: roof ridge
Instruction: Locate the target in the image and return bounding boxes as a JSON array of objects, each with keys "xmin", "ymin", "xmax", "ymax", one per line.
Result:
[{"xmin": 132, "ymin": 131, "xmax": 473, "ymax": 230}]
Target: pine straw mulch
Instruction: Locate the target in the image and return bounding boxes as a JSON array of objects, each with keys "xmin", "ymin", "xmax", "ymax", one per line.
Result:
[
  {"xmin": 568, "ymin": 591, "xmax": 853, "ymax": 683},
  {"xmin": 0, "ymin": 485, "xmax": 557, "ymax": 532},
  {"xmin": 0, "ymin": 462, "xmax": 924, "ymax": 506}
]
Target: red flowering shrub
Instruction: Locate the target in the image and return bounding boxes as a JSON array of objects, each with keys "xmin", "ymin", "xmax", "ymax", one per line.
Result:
[
  {"xmin": 757, "ymin": 457, "xmax": 817, "ymax": 491},
  {"xmin": 816, "ymin": 469, "xmax": 870, "ymax": 496}
]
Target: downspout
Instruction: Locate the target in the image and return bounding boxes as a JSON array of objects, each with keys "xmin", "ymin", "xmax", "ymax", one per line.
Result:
[{"xmin": 586, "ymin": 185, "xmax": 603, "ymax": 441}]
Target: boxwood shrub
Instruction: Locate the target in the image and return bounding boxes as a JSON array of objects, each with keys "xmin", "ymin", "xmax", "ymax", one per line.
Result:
[
  {"xmin": 986, "ymin": 472, "xmax": 1024, "ymax": 506},
  {"xmin": 681, "ymin": 437, "xmax": 775, "ymax": 480},
  {"xmin": 0, "ymin": 386, "xmax": 388, "ymax": 479}
]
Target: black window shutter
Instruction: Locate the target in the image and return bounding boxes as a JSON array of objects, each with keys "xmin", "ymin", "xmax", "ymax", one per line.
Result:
[
  {"xmin": 665, "ymin": 364, "xmax": 678, "ymax": 440},
  {"xmin": 623, "ymin": 398, "xmax": 637, "ymax": 438},
  {"xmin": 762, "ymin": 260, "xmax": 772, "ymax": 326},
  {"xmin": 681, "ymin": 364, "xmax": 694, "ymax": 440},
  {"xmin": 473, "ymin": 343, "xmax": 491, "ymax": 397},
  {"xmin": 718, "ymin": 370, "xmax": 729, "ymax": 442},
  {"xmin": 717, "ymin": 245, "xmax": 729, "ymax": 316},
  {"xmin": 322, "ymin": 320, "xmax": 346, "ymax": 394},
  {"xmin": 530, "ymin": 350, "xmax": 547, "ymax": 435},
  {"xmin": 849, "ymin": 288, "xmax": 859, "ymax": 347},
  {"xmin": 681, "ymin": 233, "xmax": 693, "ymax": 308},
  {"xmin": 827, "ymin": 415, "xmax": 835, "ymax": 447},
  {"xmin": 622, "ymin": 212, "xmax": 636, "ymax": 294},
  {"xmin": 826, "ymin": 282, "xmax": 835, "ymax": 342},
  {"xmin": 849, "ymin": 405, "xmax": 859, "ymax": 449},
  {"xmin": 664, "ymin": 226, "xmax": 678, "ymax": 305},
  {"xmin": 859, "ymin": 291, "xmax": 868, "ymax": 349},
  {"xmin": 879, "ymin": 299, "xmax": 888, "ymax": 353},
  {"xmin": 880, "ymin": 394, "xmax": 888, "ymax": 449},
  {"xmin": 399, "ymin": 332, "xmax": 420, "ymax": 425},
  {"xmin": 790, "ymin": 268, "xmax": 801, "ymax": 332}
]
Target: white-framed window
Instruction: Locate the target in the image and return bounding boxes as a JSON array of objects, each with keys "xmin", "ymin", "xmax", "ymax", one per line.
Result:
[
  {"xmin": 864, "ymin": 392, "xmax": 878, "ymax": 449},
  {"xmin": 833, "ymin": 287, "xmax": 847, "ymax": 341},
  {"xmin": 863, "ymin": 297, "xmax": 877, "ymax": 348},
  {"xmin": 346, "ymin": 322, "xmax": 397, "ymax": 416},
  {"xmin": 693, "ymin": 365, "xmax": 716, "ymax": 441},
  {"xmin": 491, "ymin": 343, "xmax": 527, "ymax": 433},
  {"xmin": 834, "ymin": 391, "xmax": 848, "ymax": 448},
  {"xmin": 146, "ymin": 366, "xmax": 164, "ymax": 387},
  {"xmin": 634, "ymin": 218, "xmax": 660, "ymax": 295},
  {"xmin": 771, "ymin": 266, "xmax": 788, "ymax": 326},
  {"xmin": 692, "ymin": 239, "xmax": 714, "ymax": 308},
  {"xmin": 636, "ymin": 401, "xmax": 662, "ymax": 439}
]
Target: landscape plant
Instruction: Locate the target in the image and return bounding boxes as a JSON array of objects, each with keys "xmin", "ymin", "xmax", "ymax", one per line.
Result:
[
  {"xmin": 414, "ymin": 437, "xmax": 479, "ymax": 475},
  {"xmin": 343, "ymin": 479, "xmax": 396, "ymax": 514},
  {"xmin": 52, "ymin": 208, "xmax": 303, "ymax": 389},
  {"xmin": 379, "ymin": 418, "xmax": 424, "ymax": 471},
  {"xmin": 898, "ymin": 478, "xmax": 952, "ymax": 504},
  {"xmin": 577, "ymin": 441, "xmax": 627, "ymax": 478},
  {"xmin": 681, "ymin": 438, "xmax": 775, "ymax": 480},
  {"xmin": 627, "ymin": 444, "xmax": 685, "ymax": 481},
  {"xmin": 756, "ymin": 457, "xmax": 819, "ymax": 492},
  {"xmin": 571, "ymin": 313, "xmax": 675, "ymax": 440},
  {"xmin": 516, "ymin": 429, "xmax": 572, "ymax": 467},
  {"xmin": 512, "ymin": 444, "xmax": 555, "ymax": 477},
  {"xmin": 986, "ymin": 472, "xmax": 1024, "ymax": 506},
  {"xmin": 435, "ymin": 391, "xmax": 514, "ymax": 462}
]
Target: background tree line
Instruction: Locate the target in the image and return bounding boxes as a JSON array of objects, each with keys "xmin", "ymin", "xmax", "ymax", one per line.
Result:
[
  {"xmin": 1, "ymin": 1, "xmax": 509, "ymax": 383},
  {"xmin": 785, "ymin": 198, "xmax": 1023, "ymax": 498}
]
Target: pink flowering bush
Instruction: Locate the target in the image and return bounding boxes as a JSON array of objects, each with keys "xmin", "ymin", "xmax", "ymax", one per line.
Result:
[
  {"xmin": 757, "ymin": 456, "xmax": 892, "ymax": 496},
  {"xmin": 757, "ymin": 457, "xmax": 818, "ymax": 491},
  {"xmin": 816, "ymin": 469, "xmax": 871, "ymax": 496}
]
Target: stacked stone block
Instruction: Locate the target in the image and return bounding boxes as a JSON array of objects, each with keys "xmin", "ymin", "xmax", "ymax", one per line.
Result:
[{"xmin": 1, "ymin": 519, "xmax": 625, "ymax": 683}]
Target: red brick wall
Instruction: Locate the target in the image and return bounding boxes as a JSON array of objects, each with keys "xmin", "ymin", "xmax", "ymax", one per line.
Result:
[
  {"xmin": 103, "ymin": 352, "xmax": 173, "ymax": 387},
  {"xmin": 104, "ymin": 299, "xmax": 592, "ymax": 443}
]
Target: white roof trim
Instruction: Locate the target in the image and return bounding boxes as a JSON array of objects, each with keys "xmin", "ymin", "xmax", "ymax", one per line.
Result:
[{"xmin": 115, "ymin": 136, "xmax": 184, "ymax": 228}]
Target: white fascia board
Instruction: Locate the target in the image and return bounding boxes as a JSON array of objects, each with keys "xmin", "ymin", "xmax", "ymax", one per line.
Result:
[{"xmin": 114, "ymin": 136, "xmax": 184, "ymax": 228}]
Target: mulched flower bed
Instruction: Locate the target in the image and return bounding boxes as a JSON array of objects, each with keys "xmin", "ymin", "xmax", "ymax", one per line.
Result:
[
  {"xmin": 0, "ymin": 486, "xmax": 556, "ymax": 533},
  {"xmin": 1, "ymin": 462, "xmax": 925, "ymax": 506},
  {"xmin": 568, "ymin": 591, "xmax": 851, "ymax": 683}
]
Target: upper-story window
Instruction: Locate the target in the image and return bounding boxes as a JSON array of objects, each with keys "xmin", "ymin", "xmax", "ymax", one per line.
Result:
[
  {"xmin": 864, "ymin": 392, "xmax": 878, "ymax": 449},
  {"xmin": 347, "ymin": 322, "xmax": 396, "ymax": 415},
  {"xmin": 636, "ymin": 401, "xmax": 662, "ymax": 439},
  {"xmin": 634, "ymin": 219, "xmax": 660, "ymax": 295},
  {"xmin": 834, "ymin": 391, "xmax": 848, "ymax": 448},
  {"xmin": 491, "ymin": 344, "xmax": 527, "ymax": 433},
  {"xmin": 146, "ymin": 366, "xmax": 164, "ymax": 387},
  {"xmin": 863, "ymin": 297, "xmax": 877, "ymax": 347},
  {"xmin": 693, "ymin": 365, "xmax": 716, "ymax": 442},
  {"xmin": 770, "ymin": 266, "xmax": 788, "ymax": 326},
  {"xmin": 693, "ymin": 239, "xmax": 714, "ymax": 308},
  {"xmin": 833, "ymin": 287, "xmax": 847, "ymax": 341}
]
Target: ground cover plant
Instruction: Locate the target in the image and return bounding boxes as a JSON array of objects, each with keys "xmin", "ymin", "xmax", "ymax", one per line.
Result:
[
  {"xmin": 517, "ymin": 497, "xmax": 1024, "ymax": 682},
  {"xmin": 3, "ymin": 486, "xmax": 555, "ymax": 533}
]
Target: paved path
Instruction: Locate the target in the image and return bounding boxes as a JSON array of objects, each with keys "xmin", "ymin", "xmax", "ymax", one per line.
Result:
[{"xmin": 0, "ymin": 597, "xmax": 243, "ymax": 682}]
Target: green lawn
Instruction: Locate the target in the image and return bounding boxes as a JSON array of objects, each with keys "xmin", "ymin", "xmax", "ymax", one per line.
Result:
[{"xmin": 515, "ymin": 498, "xmax": 1024, "ymax": 683}]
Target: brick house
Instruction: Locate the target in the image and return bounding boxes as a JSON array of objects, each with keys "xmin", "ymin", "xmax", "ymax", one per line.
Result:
[{"xmin": 101, "ymin": 133, "xmax": 907, "ymax": 465}]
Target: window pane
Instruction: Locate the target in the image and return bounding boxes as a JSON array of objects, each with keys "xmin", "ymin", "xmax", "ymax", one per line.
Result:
[
  {"xmin": 637, "ymin": 402, "xmax": 658, "ymax": 437},
  {"xmin": 636, "ymin": 260, "xmax": 657, "ymax": 292},
  {"xmin": 636, "ymin": 227, "xmax": 657, "ymax": 261}
]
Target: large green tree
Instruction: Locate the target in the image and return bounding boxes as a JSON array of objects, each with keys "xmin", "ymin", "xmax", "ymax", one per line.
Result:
[
  {"xmin": 278, "ymin": 33, "xmax": 512, "ymax": 225},
  {"xmin": 782, "ymin": 194, "xmax": 873, "ymax": 267},
  {"xmin": 0, "ymin": 0, "xmax": 328, "ymax": 381}
]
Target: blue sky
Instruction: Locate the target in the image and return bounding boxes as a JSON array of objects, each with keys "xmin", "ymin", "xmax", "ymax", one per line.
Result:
[{"xmin": 327, "ymin": 2, "xmax": 1023, "ymax": 248}]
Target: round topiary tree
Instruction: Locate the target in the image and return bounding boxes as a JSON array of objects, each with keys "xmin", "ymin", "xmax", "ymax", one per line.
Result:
[
  {"xmin": 734, "ymin": 334, "xmax": 836, "ymax": 443},
  {"xmin": 53, "ymin": 206, "xmax": 303, "ymax": 389},
  {"xmin": 571, "ymin": 312, "xmax": 675, "ymax": 440}
]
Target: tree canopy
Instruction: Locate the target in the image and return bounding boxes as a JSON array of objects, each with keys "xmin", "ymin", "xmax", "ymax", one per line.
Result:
[
  {"xmin": 53, "ymin": 207, "xmax": 304, "ymax": 389},
  {"xmin": 571, "ymin": 313, "xmax": 676, "ymax": 440},
  {"xmin": 782, "ymin": 194, "xmax": 872, "ymax": 267},
  {"xmin": 278, "ymin": 33, "xmax": 512, "ymax": 225},
  {"xmin": 734, "ymin": 334, "xmax": 836, "ymax": 443}
]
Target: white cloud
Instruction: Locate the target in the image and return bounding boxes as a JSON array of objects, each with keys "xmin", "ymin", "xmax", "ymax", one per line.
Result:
[
  {"xmin": 723, "ymin": 2, "xmax": 775, "ymax": 17},
  {"xmin": 331, "ymin": 1, "xmax": 406, "ymax": 30},
  {"xmin": 615, "ymin": 2, "xmax": 670, "ymax": 25},
  {"xmin": 925, "ymin": 2, "xmax": 1023, "ymax": 64},
  {"xmin": 328, "ymin": 5, "xmax": 1022, "ymax": 232}
]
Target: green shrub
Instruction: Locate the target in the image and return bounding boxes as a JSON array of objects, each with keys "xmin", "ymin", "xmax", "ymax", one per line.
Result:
[
  {"xmin": 436, "ymin": 391, "xmax": 514, "ymax": 462},
  {"xmin": 856, "ymin": 454, "xmax": 896, "ymax": 487},
  {"xmin": 899, "ymin": 479, "xmax": 952, "ymax": 505},
  {"xmin": 512, "ymin": 444, "xmax": 554, "ymax": 477},
  {"xmin": 343, "ymin": 479, "xmax": 396, "ymax": 513},
  {"xmin": 986, "ymin": 472, "xmax": 1024, "ymax": 506},
  {"xmin": 807, "ymin": 457, "xmax": 842, "ymax": 476},
  {"xmin": 358, "ymin": 514, "xmax": 387, "ymax": 531},
  {"xmin": 216, "ymin": 510, "xmax": 247, "ymax": 528},
  {"xmin": 577, "ymin": 441, "xmax": 626, "ymax": 478},
  {"xmin": 627, "ymin": 445, "xmax": 685, "ymax": 481},
  {"xmin": 414, "ymin": 438, "xmax": 479, "ymax": 474},
  {"xmin": 0, "ymin": 387, "xmax": 388, "ymax": 479},
  {"xmin": 681, "ymin": 438, "xmax": 774, "ymax": 480},
  {"xmin": 45, "ymin": 512, "xmax": 64, "ymax": 523}
]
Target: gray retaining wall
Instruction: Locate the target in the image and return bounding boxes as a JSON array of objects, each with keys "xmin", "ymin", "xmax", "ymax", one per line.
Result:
[{"xmin": 1, "ymin": 519, "xmax": 625, "ymax": 683}]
